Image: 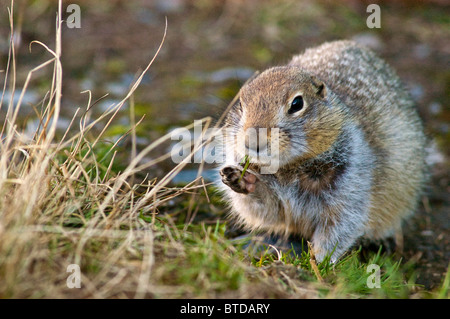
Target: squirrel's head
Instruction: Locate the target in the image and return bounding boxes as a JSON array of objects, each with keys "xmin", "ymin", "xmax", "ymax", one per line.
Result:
[{"xmin": 225, "ymin": 66, "xmax": 345, "ymax": 168}]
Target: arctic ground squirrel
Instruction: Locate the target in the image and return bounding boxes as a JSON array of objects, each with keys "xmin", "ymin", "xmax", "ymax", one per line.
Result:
[{"xmin": 218, "ymin": 40, "xmax": 427, "ymax": 262}]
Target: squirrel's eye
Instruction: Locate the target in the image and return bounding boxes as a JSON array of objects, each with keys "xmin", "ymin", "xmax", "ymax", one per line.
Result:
[{"xmin": 288, "ymin": 96, "xmax": 304, "ymax": 114}]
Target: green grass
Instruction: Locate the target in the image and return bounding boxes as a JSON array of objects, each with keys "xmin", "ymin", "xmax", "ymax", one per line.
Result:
[
  {"xmin": 238, "ymin": 155, "xmax": 251, "ymax": 182},
  {"xmin": 246, "ymin": 237, "xmax": 416, "ymax": 298}
]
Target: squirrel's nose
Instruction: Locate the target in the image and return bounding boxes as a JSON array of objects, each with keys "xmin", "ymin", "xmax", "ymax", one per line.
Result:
[{"xmin": 244, "ymin": 127, "xmax": 269, "ymax": 154}]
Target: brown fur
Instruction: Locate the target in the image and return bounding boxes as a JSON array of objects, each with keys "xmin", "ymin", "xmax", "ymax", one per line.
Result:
[{"xmin": 219, "ymin": 40, "xmax": 427, "ymax": 262}]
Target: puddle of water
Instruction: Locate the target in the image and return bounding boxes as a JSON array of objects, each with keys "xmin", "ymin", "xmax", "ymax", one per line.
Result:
[
  {"xmin": 171, "ymin": 168, "xmax": 218, "ymax": 184},
  {"xmin": 1, "ymin": 89, "xmax": 39, "ymax": 113}
]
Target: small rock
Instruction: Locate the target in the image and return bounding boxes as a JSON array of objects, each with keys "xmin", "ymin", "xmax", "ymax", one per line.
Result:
[
  {"xmin": 408, "ymin": 83, "xmax": 425, "ymax": 102},
  {"xmin": 420, "ymin": 230, "xmax": 434, "ymax": 237},
  {"xmin": 352, "ymin": 33, "xmax": 383, "ymax": 51},
  {"xmin": 429, "ymin": 102, "xmax": 442, "ymax": 115},
  {"xmin": 425, "ymin": 141, "xmax": 445, "ymax": 166},
  {"xmin": 155, "ymin": 0, "xmax": 185, "ymax": 13},
  {"xmin": 413, "ymin": 44, "xmax": 431, "ymax": 60},
  {"xmin": 208, "ymin": 67, "xmax": 255, "ymax": 83}
]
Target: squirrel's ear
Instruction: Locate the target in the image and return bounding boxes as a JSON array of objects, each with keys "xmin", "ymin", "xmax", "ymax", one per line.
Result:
[{"xmin": 310, "ymin": 75, "xmax": 327, "ymax": 98}]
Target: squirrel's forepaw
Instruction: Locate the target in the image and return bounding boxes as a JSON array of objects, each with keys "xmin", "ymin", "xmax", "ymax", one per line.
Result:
[{"xmin": 220, "ymin": 165, "xmax": 257, "ymax": 194}]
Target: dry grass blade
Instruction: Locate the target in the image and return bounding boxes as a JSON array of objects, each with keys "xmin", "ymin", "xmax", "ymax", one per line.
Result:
[
  {"xmin": 307, "ymin": 241, "xmax": 323, "ymax": 283},
  {"xmin": 0, "ymin": 1, "xmax": 216, "ymax": 298}
]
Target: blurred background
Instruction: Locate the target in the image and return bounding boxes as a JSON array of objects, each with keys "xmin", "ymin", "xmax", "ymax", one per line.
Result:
[{"xmin": 0, "ymin": 0, "xmax": 448, "ymax": 289}]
